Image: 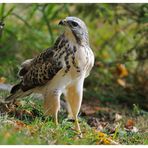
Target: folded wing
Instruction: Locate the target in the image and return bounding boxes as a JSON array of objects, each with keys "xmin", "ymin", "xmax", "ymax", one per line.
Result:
[{"xmin": 12, "ymin": 48, "xmax": 63, "ymax": 92}]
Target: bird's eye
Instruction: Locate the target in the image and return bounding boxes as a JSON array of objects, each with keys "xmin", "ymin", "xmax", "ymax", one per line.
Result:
[{"xmin": 71, "ymin": 21, "xmax": 78, "ymax": 27}]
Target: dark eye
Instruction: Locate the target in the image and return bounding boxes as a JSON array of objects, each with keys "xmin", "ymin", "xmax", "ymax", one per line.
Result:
[{"xmin": 71, "ymin": 21, "xmax": 78, "ymax": 27}]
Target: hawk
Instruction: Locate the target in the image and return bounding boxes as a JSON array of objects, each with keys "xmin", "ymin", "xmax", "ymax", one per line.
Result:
[{"xmin": 5, "ymin": 16, "xmax": 94, "ymax": 133}]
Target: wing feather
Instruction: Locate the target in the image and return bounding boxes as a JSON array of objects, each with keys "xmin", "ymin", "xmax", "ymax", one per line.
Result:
[
  {"xmin": 10, "ymin": 34, "xmax": 65, "ymax": 93},
  {"xmin": 18, "ymin": 59, "xmax": 33, "ymax": 76},
  {"xmin": 19, "ymin": 47, "xmax": 63, "ymax": 91}
]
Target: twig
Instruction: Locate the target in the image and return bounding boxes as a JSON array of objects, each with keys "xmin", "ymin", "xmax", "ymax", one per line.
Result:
[
  {"xmin": 12, "ymin": 12, "xmax": 31, "ymax": 28},
  {"xmin": 41, "ymin": 5, "xmax": 54, "ymax": 43}
]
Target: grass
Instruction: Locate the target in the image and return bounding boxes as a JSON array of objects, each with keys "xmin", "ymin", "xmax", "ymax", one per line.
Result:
[
  {"xmin": 0, "ymin": 118, "xmax": 98, "ymax": 145},
  {"xmin": 0, "ymin": 92, "xmax": 99, "ymax": 145},
  {"xmin": 0, "ymin": 90, "xmax": 148, "ymax": 145}
]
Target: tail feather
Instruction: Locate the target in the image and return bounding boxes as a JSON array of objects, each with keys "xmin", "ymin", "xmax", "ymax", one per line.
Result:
[
  {"xmin": 10, "ymin": 83, "xmax": 21, "ymax": 94},
  {"xmin": 5, "ymin": 87, "xmax": 32, "ymax": 103}
]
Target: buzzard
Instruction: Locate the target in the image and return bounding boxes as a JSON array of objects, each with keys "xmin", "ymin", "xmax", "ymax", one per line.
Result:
[{"xmin": 5, "ymin": 16, "xmax": 94, "ymax": 134}]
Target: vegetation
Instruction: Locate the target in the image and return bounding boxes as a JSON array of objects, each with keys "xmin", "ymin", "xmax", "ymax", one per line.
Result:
[{"xmin": 0, "ymin": 3, "xmax": 148, "ymax": 144}]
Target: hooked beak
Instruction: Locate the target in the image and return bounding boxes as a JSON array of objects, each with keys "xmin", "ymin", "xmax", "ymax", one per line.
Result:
[{"xmin": 58, "ymin": 19, "xmax": 67, "ymax": 26}]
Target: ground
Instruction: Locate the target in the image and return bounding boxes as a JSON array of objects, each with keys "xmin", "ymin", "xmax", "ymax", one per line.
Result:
[
  {"xmin": 0, "ymin": 3, "xmax": 148, "ymax": 145},
  {"xmin": 0, "ymin": 89, "xmax": 147, "ymax": 145}
]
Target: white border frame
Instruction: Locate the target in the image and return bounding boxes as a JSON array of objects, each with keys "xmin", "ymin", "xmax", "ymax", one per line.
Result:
[{"xmin": 0, "ymin": 0, "xmax": 148, "ymax": 3}]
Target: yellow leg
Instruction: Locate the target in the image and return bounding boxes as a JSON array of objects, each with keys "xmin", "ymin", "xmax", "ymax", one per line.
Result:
[
  {"xmin": 64, "ymin": 78, "xmax": 84, "ymax": 135},
  {"xmin": 54, "ymin": 111, "xmax": 58, "ymax": 126},
  {"xmin": 44, "ymin": 91, "xmax": 60, "ymax": 126},
  {"xmin": 75, "ymin": 118, "xmax": 81, "ymax": 133}
]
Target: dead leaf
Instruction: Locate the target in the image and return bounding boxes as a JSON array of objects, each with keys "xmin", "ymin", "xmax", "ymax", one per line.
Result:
[
  {"xmin": 103, "ymin": 138, "xmax": 112, "ymax": 145},
  {"xmin": 81, "ymin": 105, "xmax": 98, "ymax": 115},
  {"xmin": 81, "ymin": 103, "xmax": 109, "ymax": 116},
  {"xmin": 115, "ymin": 113, "xmax": 122, "ymax": 122},
  {"xmin": 0, "ymin": 77, "xmax": 6, "ymax": 83},
  {"xmin": 116, "ymin": 64, "xmax": 128, "ymax": 78},
  {"xmin": 96, "ymin": 131, "xmax": 119, "ymax": 145},
  {"xmin": 124, "ymin": 126, "xmax": 139, "ymax": 133},
  {"xmin": 117, "ymin": 78, "xmax": 126, "ymax": 87},
  {"xmin": 87, "ymin": 117, "xmax": 104, "ymax": 130},
  {"xmin": 124, "ymin": 119, "xmax": 139, "ymax": 133},
  {"xmin": 125, "ymin": 119, "xmax": 135, "ymax": 129},
  {"xmin": 98, "ymin": 131, "xmax": 106, "ymax": 137},
  {"xmin": 14, "ymin": 120, "xmax": 26, "ymax": 130}
]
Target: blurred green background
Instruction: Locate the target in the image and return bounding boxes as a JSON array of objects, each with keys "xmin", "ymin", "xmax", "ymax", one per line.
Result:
[{"xmin": 0, "ymin": 3, "xmax": 148, "ymax": 109}]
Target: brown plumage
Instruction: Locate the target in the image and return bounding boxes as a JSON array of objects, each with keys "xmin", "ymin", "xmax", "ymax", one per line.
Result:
[
  {"xmin": 5, "ymin": 37, "xmax": 65, "ymax": 100},
  {"xmin": 5, "ymin": 17, "xmax": 94, "ymax": 135}
]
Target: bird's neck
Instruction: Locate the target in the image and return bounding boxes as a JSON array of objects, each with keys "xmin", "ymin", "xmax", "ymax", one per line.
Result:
[
  {"xmin": 64, "ymin": 31, "xmax": 90, "ymax": 47},
  {"xmin": 64, "ymin": 29, "xmax": 78, "ymax": 45}
]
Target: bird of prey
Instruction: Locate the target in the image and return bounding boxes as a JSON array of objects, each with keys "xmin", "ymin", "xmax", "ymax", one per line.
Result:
[{"xmin": 5, "ymin": 16, "xmax": 94, "ymax": 133}]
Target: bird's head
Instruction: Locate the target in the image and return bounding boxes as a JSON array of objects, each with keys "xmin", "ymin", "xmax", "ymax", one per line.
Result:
[{"xmin": 59, "ymin": 16, "xmax": 89, "ymax": 45}]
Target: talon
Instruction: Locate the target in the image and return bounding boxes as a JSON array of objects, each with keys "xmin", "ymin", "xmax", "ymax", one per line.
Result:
[
  {"xmin": 74, "ymin": 128, "xmax": 83, "ymax": 138},
  {"xmin": 75, "ymin": 119, "xmax": 80, "ymax": 131},
  {"xmin": 77, "ymin": 131, "xmax": 83, "ymax": 138}
]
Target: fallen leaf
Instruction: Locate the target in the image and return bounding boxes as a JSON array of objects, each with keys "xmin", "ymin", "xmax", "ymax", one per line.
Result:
[
  {"xmin": 14, "ymin": 120, "xmax": 26, "ymax": 130},
  {"xmin": 116, "ymin": 64, "xmax": 128, "ymax": 78},
  {"xmin": 124, "ymin": 126, "xmax": 139, "ymax": 133},
  {"xmin": 96, "ymin": 131, "xmax": 118, "ymax": 145},
  {"xmin": 117, "ymin": 78, "xmax": 126, "ymax": 87},
  {"xmin": 98, "ymin": 131, "xmax": 106, "ymax": 137},
  {"xmin": 125, "ymin": 119, "xmax": 135, "ymax": 129},
  {"xmin": 115, "ymin": 113, "xmax": 122, "ymax": 122},
  {"xmin": 81, "ymin": 103, "xmax": 109, "ymax": 116},
  {"xmin": 81, "ymin": 105, "xmax": 98, "ymax": 115},
  {"xmin": 0, "ymin": 77, "xmax": 6, "ymax": 83},
  {"xmin": 103, "ymin": 138, "xmax": 111, "ymax": 144}
]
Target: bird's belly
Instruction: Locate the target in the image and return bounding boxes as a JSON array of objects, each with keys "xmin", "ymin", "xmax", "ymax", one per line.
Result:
[
  {"xmin": 42, "ymin": 69, "xmax": 74, "ymax": 94},
  {"xmin": 69, "ymin": 47, "xmax": 94, "ymax": 78},
  {"xmin": 39, "ymin": 47, "xmax": 94, "ymax": 95}
]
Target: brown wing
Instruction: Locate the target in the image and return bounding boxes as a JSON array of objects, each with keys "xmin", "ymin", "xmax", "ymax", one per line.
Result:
[
  {"xmin": 18, "ymin": 47, "xmax": 63, "ymax": 91},
  {"xmin": 18, "ymin": 59, "xmax": 33, "ymax": 76},
  {"xmin": 10, "ymin": 34, "xmax": 65, "ymax": 93}
]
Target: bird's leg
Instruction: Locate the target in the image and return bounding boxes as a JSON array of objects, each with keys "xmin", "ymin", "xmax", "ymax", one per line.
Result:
[
  {"xmin": 64, "ymin": 77, "xmax": 84, "ymax": 136},
  {"xmin": 54, "ymin": 111, "xmax": 58, "ymax": 126},
  {"xmin": 65, "ymin": 101, "xmax": 74, "ymax": 120},
  {"xmin": 74, "ymin": 115, "xmax": 81, "ymax": 133},
  {"xmin": 44, "ymin": 91, "xmax": 61, "ymax": 126}
]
